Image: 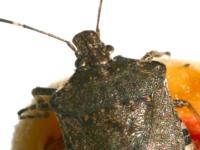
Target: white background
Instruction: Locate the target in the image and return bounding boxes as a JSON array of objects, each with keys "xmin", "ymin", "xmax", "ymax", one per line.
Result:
[{"xmin": 0, "ymin": 0, "xmax": 200, "ymax": 149}]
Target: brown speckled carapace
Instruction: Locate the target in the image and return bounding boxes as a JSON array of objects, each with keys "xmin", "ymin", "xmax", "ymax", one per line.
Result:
[
  {"xmin": 47, "ymin": 30, "xmax": 185, "ymax": 149},
  {"xmin": 0, "ymin": 0, "xmax": 194, "ymax": 149}
]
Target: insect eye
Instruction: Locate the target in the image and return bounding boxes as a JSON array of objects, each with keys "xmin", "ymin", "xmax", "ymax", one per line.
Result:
[{"xmin": 105, "ymin": 45, "xmax": 114, "ymax": 53}]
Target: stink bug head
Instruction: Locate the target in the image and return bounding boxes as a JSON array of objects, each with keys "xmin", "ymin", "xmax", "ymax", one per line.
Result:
[
  {"xmin": 72, "ymin": 30, "xmax": 114, "ymax": 67},
  {"xmin": 71, "ymin": 0, "xmax": 114, "ymax": 68}
]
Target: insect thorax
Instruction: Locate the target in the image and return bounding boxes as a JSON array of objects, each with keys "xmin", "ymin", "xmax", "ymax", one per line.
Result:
[
  {"xmin": 51, "ymin": 57, "xmax": 185, "ymax": 149},
  {"xmin": 72, "ymin": 30, "xmax": 114, "ymax": 68}
]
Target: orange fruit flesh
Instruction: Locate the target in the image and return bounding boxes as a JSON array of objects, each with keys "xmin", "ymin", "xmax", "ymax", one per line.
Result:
[
  {"xmin": 43, "ymin": 113, "xmax": 64, "ymax": 150},
  {"xmin": 165, "ymin": 61, "xmax": 200, "ymax": 149}
]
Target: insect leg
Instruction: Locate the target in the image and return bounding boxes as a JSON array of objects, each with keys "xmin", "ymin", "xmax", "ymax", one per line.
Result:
[
  {"xmin": 18, "ymin": 104, "xmax": 49, "ymax": 119},
  {"xmin": 141, "ymin": 50, "xmax": 170, "ymax": 61},
  {"xmin": 173, "ymin": 99, "xmax": 196, "ymax": 149},
  {"xmin": 18, "ymin": 87, "xmax": 56, "ymax": 119},
  {"xmin": 181, "ymin": 122, "xmax": 194, "ymax": 150},
  {"xmin": 174, "ymin": 99, "xmax": 200, "ymax": 121},
  {"xmin": 32, "ymin": 87, "xmax": 56, "ymax": 96}
]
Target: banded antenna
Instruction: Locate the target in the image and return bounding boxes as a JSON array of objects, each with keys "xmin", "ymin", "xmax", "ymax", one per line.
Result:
[
  {"xmin": 96, "ymin": 0, "xmax": 103, "ymax": 36},
  {"xmin": 0, "ymin": 18, "xmax": 76, "ymax": 52},
  {"xmin": 0, "ymin": 0, "xmax": 104, "ymax": 51}
]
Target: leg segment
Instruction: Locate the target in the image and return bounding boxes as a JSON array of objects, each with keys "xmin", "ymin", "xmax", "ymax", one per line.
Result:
[
  {"xmin": 173, "ymin": 99, "xmax": 200, "ymax": 122},
  {"xmin": 174, "ymin": 99, "xmax": 195, "ymax": 149},
  {"xmin": 18, "ymin": 104, "xmax": 49, "ymax": 119},
  {"xmin": 18, "ymin": 87, "xmax": 57, "ymax": 119},
  {"xmin": 141, "ymin": 50, "xmax": 170, "ymax": 61},
  {"xmin": 32, "ymin": 87, "xmax": 56, "ymax": 96},
  {"xmin": 181, "ymin": 122, "xmax": 194, "ymax": 149}
]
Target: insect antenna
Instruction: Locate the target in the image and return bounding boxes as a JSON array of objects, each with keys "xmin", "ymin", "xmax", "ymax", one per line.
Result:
[
  {"xmin": 0, "ymin": 18, "xmax": 76, "ymax": 52},
  {"xmin": 96, "ymin": 0, "xmax": 103, "ymax": 36}
]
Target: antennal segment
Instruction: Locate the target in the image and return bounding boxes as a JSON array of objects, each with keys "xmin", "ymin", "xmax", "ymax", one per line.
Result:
[
  {"xmin": 0, "ymin": 18, "xmax": 76, "ymax": 52},
  {"xmin": 96, "ymin": 0, "xmax": 103, "ymax": 36}
]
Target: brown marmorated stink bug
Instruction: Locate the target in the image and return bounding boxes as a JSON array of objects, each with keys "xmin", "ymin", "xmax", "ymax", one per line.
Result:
[{"xmin": 0, "ymin": 0, "xmax": 199, "ymax": 149}]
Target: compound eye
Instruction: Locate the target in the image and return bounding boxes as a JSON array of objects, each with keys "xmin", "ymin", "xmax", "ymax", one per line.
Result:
[
  {"xmin": 75, "ymin": 58, "xmax": 85, "ymax": 68},
  {"xmin": 105, "ymin": 45, "xmax": 114, "ymax": 53}
]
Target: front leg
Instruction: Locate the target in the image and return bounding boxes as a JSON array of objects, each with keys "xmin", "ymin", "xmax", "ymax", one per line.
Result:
[
  {"xmin": 32, "ymin": 87, "xmax": 57, "ymax": 96},
  {"xmin": 173, "ymin": 99, "xmax": 196, "ymax": 149},
  {"xmin": 18, "ymin": 87, "xmax": 57, "ymax": 119},
  {"xmin": 174, "ymin": 99, "xmax": 200, "ymax": 121},
  {"xmin": 141, "ymin": 50, "xmax": 170, "ymax": 61}
]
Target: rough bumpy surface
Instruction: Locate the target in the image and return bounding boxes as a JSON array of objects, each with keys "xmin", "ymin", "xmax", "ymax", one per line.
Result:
[{"xmin": 49, "ymin": 32, "xmax": 185, "ymax": 150}]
